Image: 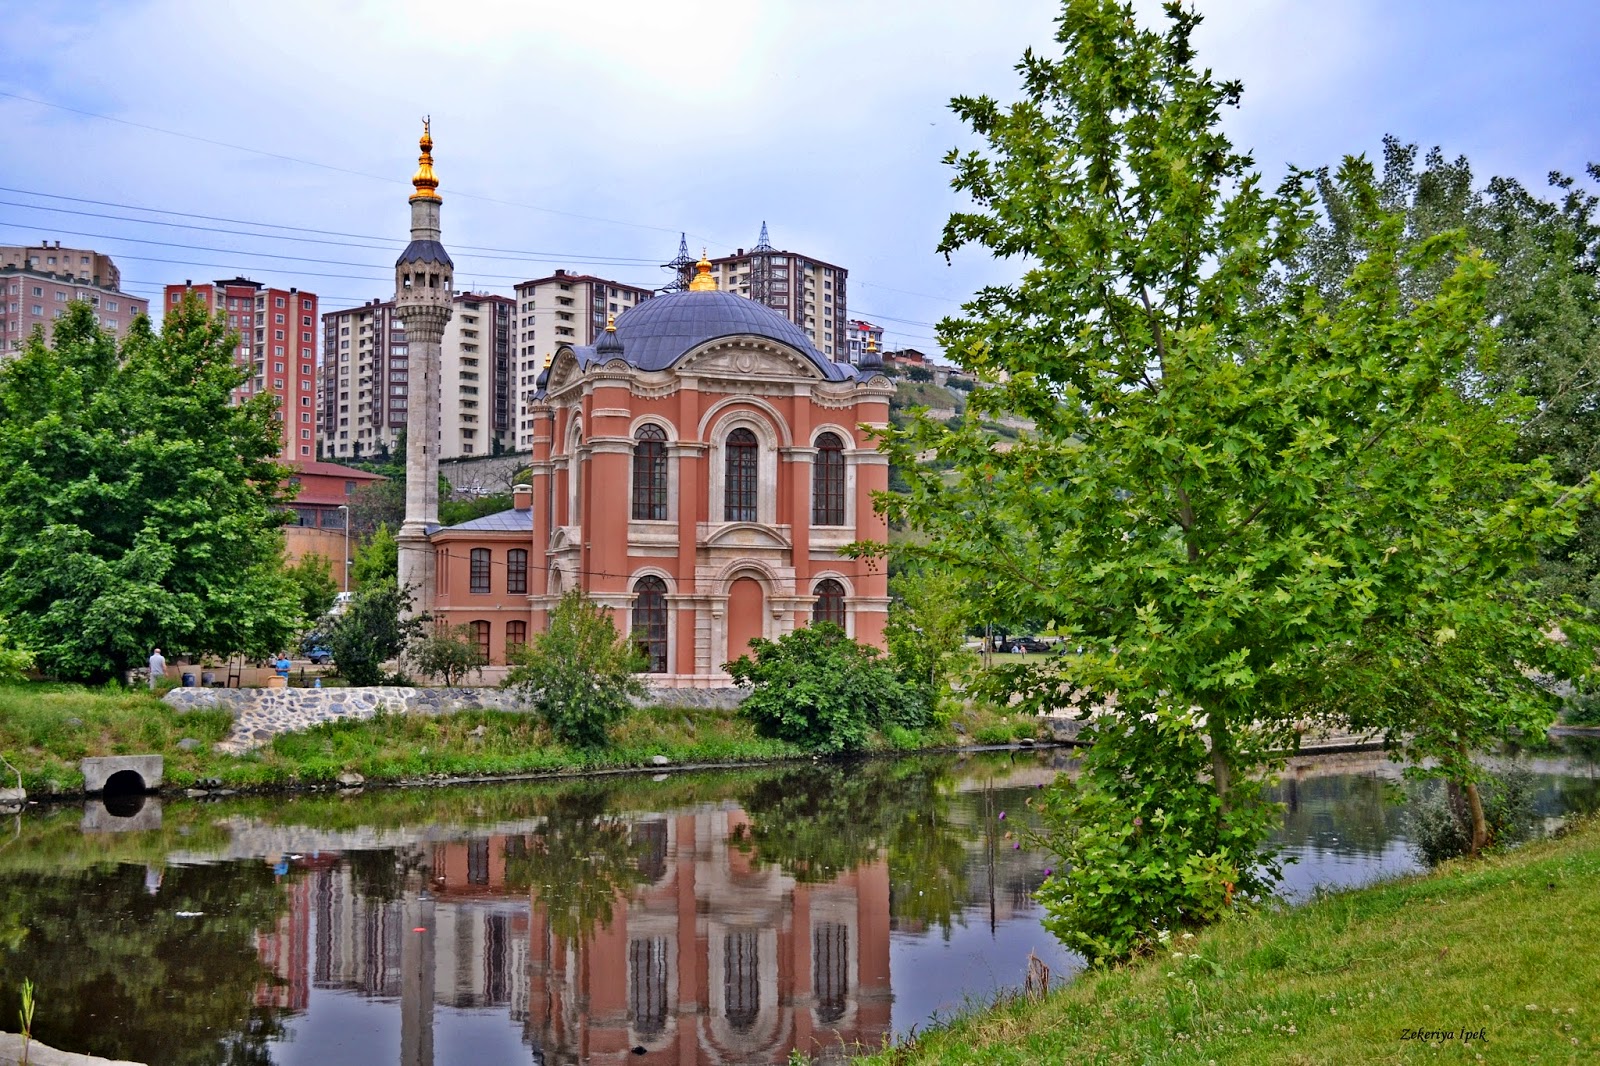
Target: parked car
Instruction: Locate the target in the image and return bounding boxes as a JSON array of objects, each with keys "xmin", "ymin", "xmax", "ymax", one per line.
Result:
[
  {"xmin": 330, "ymin": 591, "xmax": 355, "ymax": 616},
  {"xmin": 1008, "ymin": 636, "xmax": 1052, "ymax": 654},
  {"xmin": 306, "ymin": 645, "xmax": 334, "ymax": 665}
]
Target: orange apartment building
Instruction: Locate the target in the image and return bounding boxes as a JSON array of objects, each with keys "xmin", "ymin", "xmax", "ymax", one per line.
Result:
[{"xmin": 426, "ymin": 256, "xmax": 895, "ymax": 680}]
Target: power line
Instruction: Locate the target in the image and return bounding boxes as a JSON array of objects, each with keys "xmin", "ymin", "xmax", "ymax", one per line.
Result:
[{"xmin": 0, "ymin": 92, "xmax": 716, "ymax": 242}]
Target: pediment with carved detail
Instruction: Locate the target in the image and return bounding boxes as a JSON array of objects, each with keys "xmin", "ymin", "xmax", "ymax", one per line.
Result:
[{"xmin": 679, "ymin": 341, "xmax": 821, "ymax": 381}]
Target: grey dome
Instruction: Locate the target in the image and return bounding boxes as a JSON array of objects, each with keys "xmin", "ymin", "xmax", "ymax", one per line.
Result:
[{"xmin": 574, "ymin": 290, "xmax": 854, "ymax": 380}]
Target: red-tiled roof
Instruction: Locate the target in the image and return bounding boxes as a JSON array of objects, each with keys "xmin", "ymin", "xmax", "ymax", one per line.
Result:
[{"xmin": 290, "ymin": 461, "xmax": 386, "ymax": 481}]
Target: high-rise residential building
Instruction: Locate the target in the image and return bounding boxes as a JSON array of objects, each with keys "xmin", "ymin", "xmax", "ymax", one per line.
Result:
[
  {"xmin": 707, "ymin": 227, "xmax": 847, "ymax": 361},
  {"xmin": 845, "ymin": 319, "xmax": 883, "ymax": 365},
  {"xmin": 0, "ymin": 243, "xmax": 146, "ymax": 354},
  {"xmin": 439, "ymin": 292, "xmax": 514, "ymax": 458},
  {"xmin": 163, "ymin": 278, "xmax": 319, "ymax": 463},
  {"xmin": 320, "ymin": 298, "xmax": 407, "ymax": 462},
  {"xmin": 321, "ymin": 289, "xmax": 517, "ymax": 463},
  {"xmin": 510, "ymin": 270, "xmax": 654, "ymax": 451}
]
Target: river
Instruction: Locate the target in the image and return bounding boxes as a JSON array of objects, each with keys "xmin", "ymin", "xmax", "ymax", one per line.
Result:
[{"xmin": 0, "ymin": 739, "xmax": 1595, "ymax": 1065}]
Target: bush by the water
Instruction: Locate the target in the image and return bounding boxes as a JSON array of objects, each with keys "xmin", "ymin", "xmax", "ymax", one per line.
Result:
[
  {"xmin": 505, "ymin": 591, "xmax": 643, "ymax": 749},
  {"xmin": 1405, "ymin": 764, "xmax": 1538, "ymax": 865},
  {"xmin": 727, "ymin": 623, "xmax": 927, "ymax": 754}
]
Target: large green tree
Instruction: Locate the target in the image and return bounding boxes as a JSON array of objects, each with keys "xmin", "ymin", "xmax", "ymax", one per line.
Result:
[
  {"xmin": 876, "ymin": 0, "xmax": 1596, "ymax": 956},
  {"xmin": 0, "ymin": 298, "xmax": 299, "ymax": 682},
  {"xmin": 1299, "ymin": 139, "xmax": 1600, "ymax": 608}
]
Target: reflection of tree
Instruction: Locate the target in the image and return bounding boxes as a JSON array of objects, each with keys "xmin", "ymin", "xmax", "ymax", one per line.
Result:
[
  {"xmin": 501, "ymin": 785, "xmax": 648, "ymax": 943},
  {"xmin": 1268, "ymin": 773, "xmax": 1406, "ymax": 854},
  {"xmin": 734, "ymin": 759, "xmax": 970, "ymax": 932},
  {"xmin": 0, "ymin": 861, "xmax": 289, "ymax": 1066},
  {"xmin": 346, "ymin": 845, "xmax": 427, "ymax": 903}
]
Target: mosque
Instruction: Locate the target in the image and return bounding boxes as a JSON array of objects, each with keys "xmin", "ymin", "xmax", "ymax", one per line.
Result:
[{"xmin": 390, "ymin": 123, "xmax": 893, "ymax": 684}]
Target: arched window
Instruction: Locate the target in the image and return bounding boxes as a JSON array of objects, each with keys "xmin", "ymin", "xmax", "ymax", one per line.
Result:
[
  {"xmin": 506, "ymin": 549, "xmax": 528, "ymax": 595},
  {"xmin": 471, "ymin": 620, "xmax": 491, "ymax": 665},
  {"xmin": 812, "ymin": 431, "xmax": 846, "ymax": 526},
  {"xmin": 632, "ymin": 576, "xmax": 669, "ymax": 673},
  {"xmin": 632, "ymin": 424, "xmax": 669, "ymax": 520},
  {"xmin": 725, "ymin": 428, "xmax": 758, "ymax": 523},
  {"xmin": 505, "ymin": 620, "xmax": 527, "ymax": 659},
  {"xmin": 813, "ymin": 578, "xmax": 846, "ymax": 628},
  {"xmin": 469, "ymin": 548, "xmax": 491, "ymax": 594}
]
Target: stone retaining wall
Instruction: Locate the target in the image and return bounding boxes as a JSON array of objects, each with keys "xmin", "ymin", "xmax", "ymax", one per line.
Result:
[{"xmin": 162, "ymin": 682, "xmax": 747, "ymax": 719}]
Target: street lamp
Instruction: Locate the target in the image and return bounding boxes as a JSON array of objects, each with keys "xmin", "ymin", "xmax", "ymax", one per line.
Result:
[{"xmin": 337, "ymin": 504, "xmax": 350, "ymax": 593}]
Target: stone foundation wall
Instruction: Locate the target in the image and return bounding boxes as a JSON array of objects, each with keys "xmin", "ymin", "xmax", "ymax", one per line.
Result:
[{"xmin": 162, "ymin": 683, "xmax": 746, "ymax": 718}]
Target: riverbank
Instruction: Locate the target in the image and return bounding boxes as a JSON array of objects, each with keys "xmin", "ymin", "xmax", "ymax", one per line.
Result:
[
  {"xmin": 857, "ymin": 814, "xmax": 1600, "ymax": 1064},
  {"xmin": 0, "ymin": 682, "xmax": 1044, "ymax": 797}
]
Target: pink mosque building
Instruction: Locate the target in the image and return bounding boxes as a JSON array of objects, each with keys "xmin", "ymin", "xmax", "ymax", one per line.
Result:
[{"xmin": 403, "ymin": 129, "xmax": 894, "ymax": 683}]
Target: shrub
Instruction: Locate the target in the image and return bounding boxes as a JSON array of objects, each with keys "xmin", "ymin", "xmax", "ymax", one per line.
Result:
[
  {"xmin": 727, "ymin": 623, "xmax": 925, "ymax": 754},
  {"xmin": 328, "ymin": 585, "xmax": 424, "ymax": 686},
  {"xmin": 1405, "ymin": 764, "xmax": 1539, "ymax": 865},
  {"xmin": 411, "ymin": 624, "xmax": 482, "ymax": 686},
  {"xmin": 1031, "ymin": 705, "xmax": 1282, "ymax": 964},
  {"xmin": 504, "ymin": 591, "xmax": 643, "ymax": 749}
]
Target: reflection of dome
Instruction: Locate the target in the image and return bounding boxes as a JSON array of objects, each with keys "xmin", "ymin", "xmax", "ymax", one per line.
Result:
[{"xmin": 581, "ymin": 291, "xmax": 853, "ymax": 380}]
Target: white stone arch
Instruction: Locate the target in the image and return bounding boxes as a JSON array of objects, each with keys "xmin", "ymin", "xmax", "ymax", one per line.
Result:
[
  {"xmin": 627, "ymin": 415, "xmax": 679, "ymax": 524},
  {"xmin": 695, "ymin": 395, "xmax": 794, "ymax": 446},
  {"xmin": 806, "ymin": 570, "xmax": 856, "ymax": 637},
  {"xmin": 627, "ymin": 566, "xmax": 678, "ymax": 676},
  {"xmin": 806, "ymin": 424, "xmax": 859, "ymax": 532},
  {"xmin": 564, "ymin": 412, "xmax": 584, "ymax": 530},
  {"xmin": 707, "ymin": 409, "xmax": 783, "ymax": 527}
]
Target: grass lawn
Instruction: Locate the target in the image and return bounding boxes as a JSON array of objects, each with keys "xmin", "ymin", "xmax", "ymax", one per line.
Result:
[
  {"xmin": 0, "ymin": 683, "xmax": 1050, "ymax": 795},
  {"xmin": 856, "ymin": 816, "xmax": 1600, "ymax": 1065}
]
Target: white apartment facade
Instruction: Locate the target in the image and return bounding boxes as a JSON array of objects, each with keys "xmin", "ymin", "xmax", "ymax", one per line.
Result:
[
  {"xmin": 708, "ymin": 247, "xmax": 848, "ymax": 361},
  {"xmin": 438, "ymin": 292, "xmax": 514, "ymax": 458},
  {"xmin": 510, "ymin": 270, "xmax": 653, "ymax": 450}
]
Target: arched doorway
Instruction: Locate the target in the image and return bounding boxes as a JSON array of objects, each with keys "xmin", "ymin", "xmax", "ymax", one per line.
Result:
[{"xmin": 726, "ymin": 577, "xmax": 765, "ymax": 665}]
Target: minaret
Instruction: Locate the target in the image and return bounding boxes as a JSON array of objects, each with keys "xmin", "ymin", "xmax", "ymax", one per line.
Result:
[{"xmin": 394, "ymin": 118, "xmax": 453, "ymax": 614}]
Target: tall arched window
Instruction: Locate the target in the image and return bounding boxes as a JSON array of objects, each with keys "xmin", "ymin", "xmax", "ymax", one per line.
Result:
[
  {"xmin": 812, "ymin": 431, "xmax": 846, "ymax": 526},
  {"xmin": 813, "ymin": 578, "xmax": 846, "ymax": 628},
  {"xmin": 632, "ymin": 424, "xmax": 668, "ymax": 520},
  {"xmin": 469, "ymin": 548, "xmax": 491, "ymax": 594},
  {"xmin": 505, "ymin": 620, "xmax": 527, "ymax": 659},
  {"xmin": 632, "ymin": 576, "xmax": 669, "ymax": 673},
  {"xmin": 471, "ymin": 620, "xmax": 491, "ymax": 664},
  {"xmin": 725, "ymin": 428, "xmax": 758, "ymax": 522},
  {"xmin": 506, "ymin": 549, "xmax": 528, "ymax": 595}
]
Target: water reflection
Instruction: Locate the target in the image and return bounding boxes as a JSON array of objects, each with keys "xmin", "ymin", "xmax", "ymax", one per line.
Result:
[{"xmin": 0, "ymin": 742, "xmax": 1594, "ymax": 1065}]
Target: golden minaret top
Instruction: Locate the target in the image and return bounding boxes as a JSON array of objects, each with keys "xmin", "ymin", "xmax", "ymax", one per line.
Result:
[
  {"xmin": 687, "ymin": 249, "xmax": 717, "ymax": 292},
  {"xmin": 410, "ymin": 117, "xmax": 440, "ymax": 202},
  {"xmin": 605, "ymin": 312, "xmax": 617, "ymax": 331}
]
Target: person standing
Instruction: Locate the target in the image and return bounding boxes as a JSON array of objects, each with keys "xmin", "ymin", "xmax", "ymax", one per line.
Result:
[{"xmin": 148, "ymin": 647, "xmax": 166, "ymax": 689}]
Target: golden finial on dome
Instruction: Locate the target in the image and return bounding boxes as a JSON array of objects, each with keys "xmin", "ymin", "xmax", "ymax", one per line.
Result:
[
  {"xmin": 866, "ymin": 334, "xmax": 877, "ymax": 353},
  {"xmin": 410, "ymin": 116, "xmax": 440, "ymax": 202},
  {"xmin": 605, "ymin": 312, "xmax": 616, "ymax": 331},
  {"xmin": 542, "ymin": 351, "xmax": 554, "ymax": 369},
  {"xmin": 688, "ymin": 248, "xmax": 717, "ymax": 292}
]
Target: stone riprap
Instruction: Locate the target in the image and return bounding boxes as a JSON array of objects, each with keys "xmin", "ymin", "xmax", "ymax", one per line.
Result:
[{"xmin": 164, "ymin": 684, "xmax": 747, "ymax": 754}]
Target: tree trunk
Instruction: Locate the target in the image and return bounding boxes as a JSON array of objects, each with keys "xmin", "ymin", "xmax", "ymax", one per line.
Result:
[
  {"xmin": 1456, "ymin": 741, "xmax": 1489, "ymax": 857},
  {"xmin": 1208, "ymin": 707, "xmax": 1232, "ymax": 812}
]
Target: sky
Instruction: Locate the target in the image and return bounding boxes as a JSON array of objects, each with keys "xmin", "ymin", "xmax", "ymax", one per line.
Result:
[{"xmin": 5, "ymin": 0, "xmax": 1598, "ymax": 359}]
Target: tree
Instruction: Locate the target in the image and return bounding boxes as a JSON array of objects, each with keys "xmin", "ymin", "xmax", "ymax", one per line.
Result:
[
  {"xmin": 728, "ymin": 622, "xmax": 927, "ymax": 753},
  {"xmin": 327, "ymin": 583, "xmax": 425, "ymax": 686},
  {"xmin": 347, "ymin": 476, "xmax": 404, "ymax": 534},
  {"xmin": 0, "ymin": 298, "xmax": 299, "ymax": 682},
  {"xmin": 1298, "ymin": 140, "xmax": 1600, "ymax": 608},
  {"xmin": 883, "ymin": 566, "xmax": 975, "ymax": 719},
  {"xmin": 504, "ymin": 590, "xmax": 644, "ymax": 749},
  {"xmin": 411, "ymin": 623, "xmax": 483, "ymax": 685},
  {"xmin": 350, "ymin": 523, "xmax": 398, "ymax": 590},
  {"xmin": 283, "ymin": 553, "xmax": 338, "ymax": 624},
  {"xmin": 875, "ymin": 0, "xmax": 1596, "ymax": 954}
]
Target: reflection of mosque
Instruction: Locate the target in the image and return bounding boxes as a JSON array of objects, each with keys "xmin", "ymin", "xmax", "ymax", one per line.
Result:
[{"xmin": 252, "ymin": 807, "xmax": 890, "ymax": 1064}]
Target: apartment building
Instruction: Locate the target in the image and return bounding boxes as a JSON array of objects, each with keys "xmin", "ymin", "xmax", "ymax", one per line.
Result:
[
  {"xmin": 320, "ymin": 298, "xmax": 407, "ymax": 462},
  {"xmin": 322, "ymin": 291, "xmax": 516, "ymax": 462},
  {"xmin": 845, "ymin": 319, "xmax": 884, "ymax": 364},
  {"xmin": 0, "ymin": 243, "xmax": 145, "ymax": 353},
  {"xmin": 708, "ymin": 244, "xmax": 848, "ymax": 361},
  {"xmin": 439, "ymin": 292, "xmax": 514, "ymax": 457},
  {"xmin": 163, "ymin": 278, "xmax": 319, "ymax": 463},
  {"xmin": 510, "ymin": 270, "xmax": 654, "ymax": 451}
]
